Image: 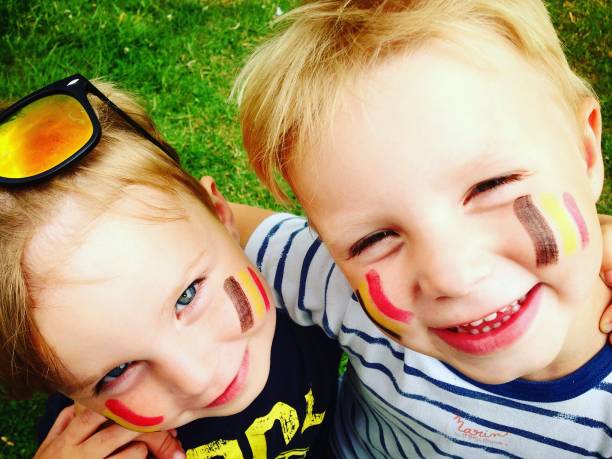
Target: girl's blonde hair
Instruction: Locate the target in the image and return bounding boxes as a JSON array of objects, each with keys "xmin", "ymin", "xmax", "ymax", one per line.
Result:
[
  {"xmin": 236, "ymin": 0, "xmax": 596, "ymax": 201},
  {"xmin": 0, "ymin": 80, "xmax": 214, "ymax": 398}
]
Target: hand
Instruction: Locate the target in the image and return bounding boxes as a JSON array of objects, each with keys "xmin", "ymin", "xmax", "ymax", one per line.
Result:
[
  {"xmin": 34, "ymin": 404, "xmax": 185, "ymax": 459},
  {"xmin": 598, "ymin": 214, "xmax": 612, "ymax": 341}
]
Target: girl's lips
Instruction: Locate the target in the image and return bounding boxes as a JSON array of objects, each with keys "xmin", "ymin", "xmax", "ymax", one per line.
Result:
[
  {"xmin": 431, "ymin": 284, "xmax": 542, "ymax": 355},
  {"xmin": 205, "ymin": 349, "xmax": 249, "ymax": 408}
]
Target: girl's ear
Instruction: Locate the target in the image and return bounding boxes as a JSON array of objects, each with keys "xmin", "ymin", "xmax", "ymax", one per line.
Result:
[
  {"xmin": 199, "ymin": 176, "xmax": 240, "ymax": 242},
  {"xmin": 578, "ymin": 97, "xmax": 604, "ymax": 200}
]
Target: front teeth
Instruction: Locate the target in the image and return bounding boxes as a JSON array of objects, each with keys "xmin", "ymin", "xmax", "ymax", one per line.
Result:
[
  {"xmin": 454, "ymin": 295, "xmax": 526, "ymax": 335},
  {"xmin": 483, "ymin": 312, "xmax": 498, "ymax": 322}
]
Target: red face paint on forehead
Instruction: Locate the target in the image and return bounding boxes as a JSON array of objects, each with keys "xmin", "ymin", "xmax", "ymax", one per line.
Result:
[
  {"xmin": 514, "ymin": 195, "xmax": 558, "ymax": 267},
  {"xmin": 365, "ymin": 270, "xmax": 413, "ymax": 324},
  {"xmin": 105, "ymin": 399, "xmax": 164, "ymax": 427}
]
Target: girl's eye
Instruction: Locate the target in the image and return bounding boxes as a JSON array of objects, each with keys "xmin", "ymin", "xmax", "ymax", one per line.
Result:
[
  {"xmin": 349, "ymin": 229, "xmax": 398, "ymax": 258},
  {"xmin": 96, "ymin": 362, "xmax": 132, "ymax": 393},
  {"xmin": 176, "ymin": 281, "xmax": 198, "ymax": 315},
  {"xmin": 464, "ymin": 174, "xmax": 522, "ymax": 205}
]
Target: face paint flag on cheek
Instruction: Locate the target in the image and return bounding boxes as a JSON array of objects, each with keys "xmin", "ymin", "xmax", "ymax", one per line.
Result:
[
  {"xmin": 561, "ymin": 192, "xmax": 589, "ymax": 248},
  {"xmin": 224, "ymin": 266, "xmax": 270, "ymax": 333},
  {"xmin": 104, "ymin": 399, "xmax": 164, "ymax": 433},
  {"xmin": 514, "ymin": 192, "xmax": 589, "ymax": 267},
  {"xmin": 355, "ymin": 269, "xmax": 413, "ymax": 339},
  {"xmin": 514, "ymin": 195, "xmax": 558, "ymax": 267}
]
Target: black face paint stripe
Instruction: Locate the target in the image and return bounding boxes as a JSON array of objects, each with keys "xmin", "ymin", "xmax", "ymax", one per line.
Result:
[
  {"xmin": 514, "ymin": 195, "xmax": 558, "ymax": 267},
  {"xmin": 224, "ymin": 276, "xmax": 254, "ymax": 332}
]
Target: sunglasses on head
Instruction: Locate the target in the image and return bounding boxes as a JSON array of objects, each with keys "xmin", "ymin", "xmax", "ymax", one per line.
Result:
[{"xmin": 0, "ymin": 74, "xmax": 177, "ymax": 186}]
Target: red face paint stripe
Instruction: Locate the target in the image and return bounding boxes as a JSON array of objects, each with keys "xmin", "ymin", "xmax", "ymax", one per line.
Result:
[
  {"xmin": 248, "ymin": 266, "xmax": 270, "ymax": 311},
  {"xmin": 514, "ymin": 195, "xmax": 558, "ymax": 266},
  {"xmin": 105, "ymin": 399, "xmax": 163, "ymax": 427},
  {"xmin": 355, "ymin": 290, "xmax": 401, "ymax": 339},
  {"xmin": 365, "ymin": 270, "xmax": 413, "ymax": 323},
  {"xmin": 563, "ymin": 192, "xmax": 589, "ymax": 247},
  {"xmin": 224, "ymin": 276, "xmax": 254, "ymax": 332}
]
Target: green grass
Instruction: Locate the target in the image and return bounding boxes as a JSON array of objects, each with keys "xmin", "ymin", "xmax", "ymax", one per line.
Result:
[{"xmin": 0, "ymin": 1, "xmax": 609, "ymax": 457}]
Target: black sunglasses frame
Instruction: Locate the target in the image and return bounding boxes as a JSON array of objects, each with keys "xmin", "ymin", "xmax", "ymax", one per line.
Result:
[{"xmin": 0, "ymin": 74, "xmax": 177, "ymax": 186}]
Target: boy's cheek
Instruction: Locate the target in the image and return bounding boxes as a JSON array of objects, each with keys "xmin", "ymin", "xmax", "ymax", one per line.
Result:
[
  {"xmin": 513, "ymin": 191, "xmax": 592, "ymax": 268},
  {"xmin": 223, "ymin": 266, "xmax": 272, "ymax": 334},
  {"xmin": 78, "ymin": 393, "xmax": 169, "ymax": 433},
  {"xmin": 354, "ymin": 268, "xmax": 414, "ymax": 340},
  {"xmin": 103, "ymin": 398, "xmax": 165, "ymax": 432}
]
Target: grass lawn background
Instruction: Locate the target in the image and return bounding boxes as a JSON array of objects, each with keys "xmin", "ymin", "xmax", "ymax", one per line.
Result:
[{"xmin": 0, "ymin": 0, "xmax": 609, "ymax": 456}]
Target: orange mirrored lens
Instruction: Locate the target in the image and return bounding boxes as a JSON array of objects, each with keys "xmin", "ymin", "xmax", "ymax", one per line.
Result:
[{"xmin": 0, "ymin": 94, "xmax": 93, "ymax": 179}]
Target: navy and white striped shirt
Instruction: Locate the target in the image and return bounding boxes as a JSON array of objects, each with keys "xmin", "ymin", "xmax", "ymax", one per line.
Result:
[{"xmin": 246, "ymin": 213, "xmax": 612, "ymax": 458}]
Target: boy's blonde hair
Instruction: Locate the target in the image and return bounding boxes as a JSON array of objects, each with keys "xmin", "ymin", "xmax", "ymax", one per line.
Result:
[
  {"xmin": 236, "ymin": 0, "xmax": 596, "ymax": 200},
  {"xmin": 0, "ymin": 81, "xmax": 214, "ymax": 399}
]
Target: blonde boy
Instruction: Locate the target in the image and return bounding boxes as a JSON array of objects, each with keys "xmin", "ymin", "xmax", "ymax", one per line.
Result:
[
  {"xmin": 0, "ymin": 76, "xmax": 340, "ymax": 458},
  {"xmin": 236, "ymin": 0, "xmax": 612, "ymax": 457}
]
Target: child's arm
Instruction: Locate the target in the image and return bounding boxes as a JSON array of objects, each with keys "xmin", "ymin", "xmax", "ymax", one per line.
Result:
[{"xmin": 35, "ymin": 403, "xmax": 184, "ymax": 459}]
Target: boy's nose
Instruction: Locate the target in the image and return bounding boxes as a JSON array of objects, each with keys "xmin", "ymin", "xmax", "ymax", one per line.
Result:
[
  {"xmin": 413, "ymin": 227, "xmax": 491, "ymax": 300},
  {"xmin": 158, "ymin": 346, "xmax": 217, "ymax": 398}
]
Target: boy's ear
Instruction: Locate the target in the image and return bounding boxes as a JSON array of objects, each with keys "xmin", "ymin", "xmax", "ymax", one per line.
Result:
[
  {"xmin": 578, "ymin": 97, "xmax": 604, "ymax": 200},
  {"xmin": 199, "ymin": 176, "xmax": 240, "ymax": 242}
]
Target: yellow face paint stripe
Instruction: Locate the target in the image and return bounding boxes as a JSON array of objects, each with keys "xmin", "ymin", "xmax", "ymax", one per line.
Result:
[
  {"xmin": 540, "ymin": 193, "xmax": 578, "ymax": 256},
  {"xmin": 103, "ymin": 410, "xmax": 160, "ymax": 433},
  {"xmin": 238, "ymin": 269, "xmax": 265, "ymax": 320},
  {"xmin": 357, "ymin": 281, "xmax": 405, "ymax": 338}
]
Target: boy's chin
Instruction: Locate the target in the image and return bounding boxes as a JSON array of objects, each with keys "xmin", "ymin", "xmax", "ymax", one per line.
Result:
[
  {"xmin": 452, "ymin": 364, "xmax": 522, "ymax": 385},
  {"xmin": 447, "ymin": 350, "xmax": 559, "ymax": 385}
]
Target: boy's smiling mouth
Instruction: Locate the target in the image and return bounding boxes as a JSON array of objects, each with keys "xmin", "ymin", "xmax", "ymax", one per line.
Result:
[
  {"xmin": 451, "ymin": 297, "xmax": 526, "ymax": 334},
  {"xmin": 205, "ymin": 349, "xmax": 250, "ymax": 408},
  {"xmin": 431, "ymin": 284, "xmax": 542, "ymax": 355}
]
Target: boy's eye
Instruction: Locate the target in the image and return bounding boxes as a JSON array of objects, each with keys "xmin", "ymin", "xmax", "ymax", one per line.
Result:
[
  {"xmin": 349, "ymin": 229, "xmax": 398, "ymax": 258},
  {"xmin": 463, "ymin": 174, "xmax": 522, "ymax": 205},
  {"xmin": 176, "ymin": 281, "xmax": 198, "ymax": 314},
  {"xmin": 97, "ymin": 362, "xmax": 132, "ymax": 393}
]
